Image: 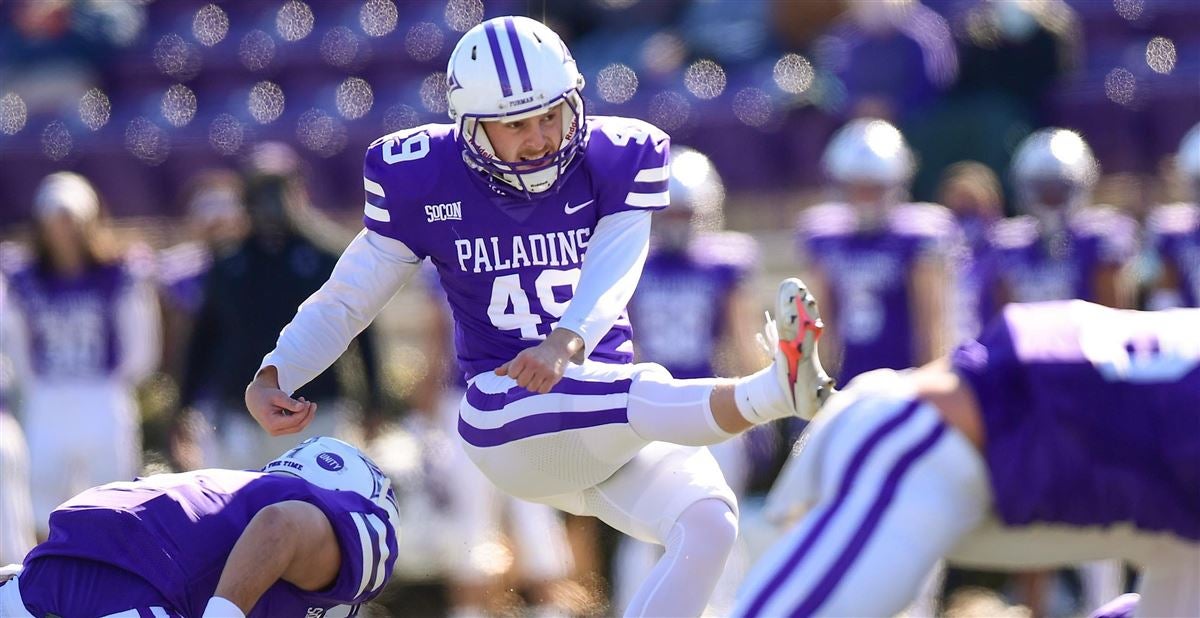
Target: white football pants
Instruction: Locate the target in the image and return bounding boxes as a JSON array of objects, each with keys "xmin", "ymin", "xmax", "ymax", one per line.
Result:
[{"xmin": 735, "ymin": 370, "xmax": 1200, "ymax": 617}]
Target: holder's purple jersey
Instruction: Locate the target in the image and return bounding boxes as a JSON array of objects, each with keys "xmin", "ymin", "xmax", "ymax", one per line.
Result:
[
  {"xmin": 797, "ymin": 202, "xmax": 960, "ymax": 382},
  {"xmin": 952, "ymin": 301, "xmax": 1200, "ymax": 540},
  {"xmin": 1148, "ymin": 203, "xmax": 1200, "ymax": 307},
  {"xmin": 6, "ymin": 263, "xmax": 130, "ymax": 378},
  {"xmin": 629, "ymin": 232, "xmax": 759, "ymax": 379},
  {"xmin": 362, "ymin": 116, "xmax": 670, "ymax": 379},
  {"xmin": 988, "ymin": 208, "xmax": 1137, "ymax": 303},
  {"xmin": 22, "ymin": 470, "xmax": 398, "ymax": 616}
]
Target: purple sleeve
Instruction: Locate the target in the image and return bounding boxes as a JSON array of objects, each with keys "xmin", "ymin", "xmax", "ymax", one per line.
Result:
[
  {"xmin": 589, "ymin": 118, "xmax": 672, "ymax": 218},
  {"xmin": 361, "ymin": 129, "xmax": 434, "ymax": 259},
  {"xmin": 306, "ymin": 489, "xmax": 399, "ymax": 605},
  {"xmin": 1097, "ymin": 213, "xmax": 1138, "ymax": 266}
]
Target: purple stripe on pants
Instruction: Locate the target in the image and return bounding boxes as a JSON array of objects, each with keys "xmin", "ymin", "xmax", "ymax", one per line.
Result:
[
  {"xmin": 458, "ymin": 408, "xmax": 629, "ymax": 447},
  {"xmin": 465, "ymin": 377, "xmax": 632, "ymax": 412},
  {"xmin": 502, "ymin": 17, "xmax": 533, "ymax": 93},
  {"xmin": 790, "ymin": 421, "xmax": 947, "ymax": 617},
  {"xmin": 742, "ymin": 400, "xmax": 922, "ymax": 617},
  {"xmin": 483, "ymin": 21, "xmax": 512, "ymax": 98}
]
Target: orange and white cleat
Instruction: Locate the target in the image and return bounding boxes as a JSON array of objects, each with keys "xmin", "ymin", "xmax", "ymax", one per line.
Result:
[{"xmin": 763, "ymin": 278, "xmax": 835, "ymax": 420}]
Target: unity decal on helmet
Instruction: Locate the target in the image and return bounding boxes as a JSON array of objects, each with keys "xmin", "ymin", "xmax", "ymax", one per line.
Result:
[{"xmin": 316, "ymin": 451, "xmax": 345, "ymax": 472}]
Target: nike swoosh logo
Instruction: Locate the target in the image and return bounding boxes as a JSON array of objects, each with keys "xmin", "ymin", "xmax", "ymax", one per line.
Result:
[{"xmin": 564, "ymin": 199, "xmax": 594, "ymax": 215}]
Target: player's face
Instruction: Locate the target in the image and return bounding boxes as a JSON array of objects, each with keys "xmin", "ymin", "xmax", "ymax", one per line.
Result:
[
  {"xmin": 843, "ymin": 181, "xmax": 892, "ymax": 208},
  {"xmin": 38, "ymin": 211, "xmax": 86, "ymax": 271},
  {"xmin": 481, "ymin": 103, "xmax": 564, "ymax": 168},
  {"xmin": 1025, "ymin": 177, "xmax": 1074, "ymax": 208}
]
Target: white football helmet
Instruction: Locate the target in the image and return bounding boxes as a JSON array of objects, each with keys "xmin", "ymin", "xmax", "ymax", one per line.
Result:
[
  {"xmin": 656, "ymin": 146, "xmax": 725, "ymax": 252},
  {"xmin": 447, "ymin": 16, "xmax": 586, "ymax": 198},
  {"xmin": 822, "ymin": 118, "xmax": 915, "ymax": 188},
  {"xmin": 264, "ymin": 437, "xmax": 401, "ymax": 533},
  {"xmin": 1176, "ymin": 122, "xmax": 1200, "ymax": 203},
  {"xmin": 671, "ymin": 146, "xmax": 725, "ymax": 228},
  {"xmin": 1011, "ymin": 128, "xmax": 1098, "ymax": 213},
  {"xmin": 34, "ymin": 171, "xmax": 100, "ymax": 223}
]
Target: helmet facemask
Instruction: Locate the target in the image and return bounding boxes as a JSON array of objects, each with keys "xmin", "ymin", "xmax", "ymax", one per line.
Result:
[{"xmin": 456, "ymin": 88, "xmax": 587, "ymax": 198}]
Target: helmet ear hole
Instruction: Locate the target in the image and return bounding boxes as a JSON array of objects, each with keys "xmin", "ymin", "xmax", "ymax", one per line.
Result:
[{"xmin": 470, "ymin": 45, "xmax": 476, "ymax": 60}]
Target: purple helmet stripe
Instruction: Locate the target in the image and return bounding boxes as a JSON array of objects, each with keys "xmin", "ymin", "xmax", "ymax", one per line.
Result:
[
  {"xmin": 483, "ymin": 21, "xmax": 513, "ymax": 98},
  {"xmin": 503, "ymin": 16, "xmax": 534, "ymax": 93}
]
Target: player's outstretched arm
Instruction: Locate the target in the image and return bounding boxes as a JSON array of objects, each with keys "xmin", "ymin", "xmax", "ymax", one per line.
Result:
[
  {"xmin": 206, "ymin": 500, "xmax": 340, "ymax": 617},
  {"xmin": 246, "ymin": 229, "xmax": 420, "ymax": 436}
]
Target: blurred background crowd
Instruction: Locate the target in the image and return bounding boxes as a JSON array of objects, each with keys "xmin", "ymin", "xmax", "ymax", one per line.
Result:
[{"xmin": 0, "ymin": 0, "xmax": 1197, "ymax": 616}]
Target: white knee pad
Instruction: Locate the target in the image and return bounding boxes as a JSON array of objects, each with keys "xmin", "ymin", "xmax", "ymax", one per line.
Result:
[{"xmin": 672, "ymin": 498, "xmax": 739, "ymax": 560}]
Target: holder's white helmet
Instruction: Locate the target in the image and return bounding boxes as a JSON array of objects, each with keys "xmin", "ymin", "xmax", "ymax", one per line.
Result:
[
  {"xmin": 447, "ymin": 16, "xmax": 586, "ymax": 198},
  {"xmin": 822, "ymin": 118, "xmax": 915, "ymax": 188},
  {"xmin": 264, "ymin": 437, "xmax": 400, "ymax": 533},
  {"xmin": 1011, "ymin": 128, "xmax": 1098, "ymax": 212},
  {"xmin": 1176, "ymin": 122, "xmax": 1200, "ymax": 202}
]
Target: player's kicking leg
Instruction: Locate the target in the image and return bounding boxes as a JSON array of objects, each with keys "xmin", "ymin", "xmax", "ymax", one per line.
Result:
[{"xmin": 620, "ymin": 277, "xmax": 835, "ymax": 452}]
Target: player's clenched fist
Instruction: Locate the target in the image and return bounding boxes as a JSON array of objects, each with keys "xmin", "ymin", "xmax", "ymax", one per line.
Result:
[
  {"xmin": 245, "ymin": 365, "xmax": 318, "ymax": 436},
  {"xmin": 495, "ymin": 328, "xmax": 585, "ymax": 394}
]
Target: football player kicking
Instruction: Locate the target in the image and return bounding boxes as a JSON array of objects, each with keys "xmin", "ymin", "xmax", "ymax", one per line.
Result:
[
  {"xmin": 0, "ymin": 437, "xmax": 399, "ymax": 617},
  {"xmin": 244, "ymin": 16, "xmax": 832, "ymax": 617},
  {"xmin": 734, "ymin": 298, "xmax": 1200, "ymax": 617}
]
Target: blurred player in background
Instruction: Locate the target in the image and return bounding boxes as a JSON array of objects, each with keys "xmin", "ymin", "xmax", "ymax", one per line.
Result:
[
  {"xmin": 179, "ymin": 144, "xmax": 383, "ymax": 470},
  {"xmin": 937, "ymin": 161, "xmax": 1005, "ymax": 341},
  {"xmin": 988, "ymin": 127, "xmax": 1138, "ymax": 611},
  {"xmin": 157, "ymin": 169, "xmax": 249, "ymax": 379},
  {"xmin": 0, "ymin": 436, "xmax": 400, "ymax": 617},
  {"xmin": 246, "ymin": 17, "xmax": 831, "ymax": 617},
  {"xmin": 0, "ymin": 277, "xmax": 35, "ymax": 564},
  {"xmin": 990, "ymin": 128, "xmax": 1137, "ymax": 308},
  {"xmin": 1, "ymin": 172, "xmax": 160, "ymax": 539},
  {"xmin": 797, "ymin": 118, "xmax": 959, "ymax": 384},
  {"xmin": 617, "ymin": 146, "xmax": 768, "ymax": 613},
  {"xmin": 1146, "ymin": 122, "xmax": 1200, "ymax": 309},
  {"xmin": 736, "ymin": 299, "xmax": 1200, "ymax": 618}
]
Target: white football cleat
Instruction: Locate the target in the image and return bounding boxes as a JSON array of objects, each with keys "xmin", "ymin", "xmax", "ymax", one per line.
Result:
[{"xmin": 763, "ymin": 278, "xmax": 835, "ymax": 420}]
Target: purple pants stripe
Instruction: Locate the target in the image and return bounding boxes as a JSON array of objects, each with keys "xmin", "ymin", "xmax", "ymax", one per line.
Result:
[
  {"xmin": 483, "ymin": 21, "xmax": 513, "ymax": 97},
  {"xmin": 502, "ymin": 17, "xmax": 533, "ymax": 93},
  {"xmin": 742, "ymin": 400, "xmax": 922, "ymax": 617},
  {"xmin": 465, "ymin": 377, "xmax": 633, "ymax": 412},
  {"xmin": 458, "ymin": 407, "xmax": 628, "ymax": 447},
  {"xmin": 789, "ymin": 421, "xmax": 947, "ymax": 617}
]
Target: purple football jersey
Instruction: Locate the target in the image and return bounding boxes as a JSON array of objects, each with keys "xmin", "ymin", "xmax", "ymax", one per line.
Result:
[
  {"xmin": 952, "ymin": 301, "xmax": 1200, "ymax": 540},
  {"xmin": 363, "ymin": 116, "xmax": 670, "ymax": 380},
  {"xmin": 987, "ymin": 207, "xmax": 1137, "ymax": 303},
  {"xmin": 6, "ymin": 263, "xmax": 128, "ymax": 379},
  {"xmin": 1148, "ymin": 203, "xmax": 1200, "ymax": 307},
  {"xmin": 22, "ymin": 470, "xmax": 397, "ymax": 616},
  {"xmin": 629, "ymin": 232, "xmax": 758, "ymax": 379},
  {"xmin": 797, "ymin": 202, "xmax": 960, "ymax": 382},
  {"xmin": 158, "ymin": 241, "xmax": 214, "ymax": 316}
]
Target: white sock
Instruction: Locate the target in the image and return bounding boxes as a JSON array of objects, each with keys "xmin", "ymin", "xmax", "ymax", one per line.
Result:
[
  {"xmin": 624, "ymin": 499, "xmax": 738, "ymax": 618},
  {"xmin": 734, "ymin": 365, "xmax": 792, "ymax": 424},
  {"xmin": 627, "ymin": 374, "xmax": 734, "ymax": 446}
]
